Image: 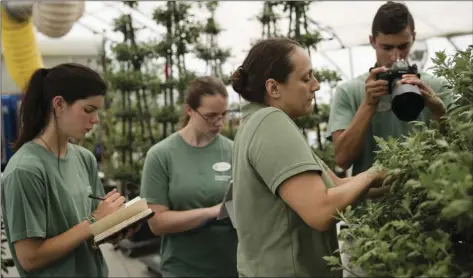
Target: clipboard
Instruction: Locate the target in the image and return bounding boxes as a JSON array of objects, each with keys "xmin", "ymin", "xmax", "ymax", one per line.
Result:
[{"xmin": 216, "ymin": 180, "xmax": 236, "ymax": 228}]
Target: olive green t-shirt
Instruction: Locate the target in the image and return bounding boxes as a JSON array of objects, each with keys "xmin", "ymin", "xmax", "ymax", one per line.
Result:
[
  {"xmin": 1, "ymin": 142, "xmax": 108, "ymax": 278},
  {"xmin": 232, "ymin": 103, "xmax": 341, "ymax": 277},
  {"xmin": 327, "ymin": 71, "xmax": 453, "ymax": 175},
  {"xmin": 140, "ymin": 132, "xmax": 238, "ymax": 277}
]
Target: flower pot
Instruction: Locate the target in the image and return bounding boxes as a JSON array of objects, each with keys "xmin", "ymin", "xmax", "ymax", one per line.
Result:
[{"xmin": 337, "ymin": 222, "xmax": 366, "ymax": 278}]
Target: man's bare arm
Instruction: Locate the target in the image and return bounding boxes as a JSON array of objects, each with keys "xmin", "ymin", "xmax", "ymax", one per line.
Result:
[
  {"xmin": 332, "ymin": 67, "xmax": 389, "ymax": 170},
  {"xmin": 332, "ymin": 102, "xmax": 377, "ymax": 170}
]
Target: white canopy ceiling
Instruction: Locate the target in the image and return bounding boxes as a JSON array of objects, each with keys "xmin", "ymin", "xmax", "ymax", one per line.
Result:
[
  {"xmin": 32, "ymin": 1, "xmax": 472, "ymax": 104},
  {"xmin": 305, "ymin": 1, "xmax": 473, "ymax": 49},
  {"xmin": 42, "ymin": 1, "xmax": 472, "ymax": 51}
]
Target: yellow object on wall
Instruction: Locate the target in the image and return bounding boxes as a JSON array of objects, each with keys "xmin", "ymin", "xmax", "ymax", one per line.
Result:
[
  {"xmin": 1, "ymin": 2, "xmax": 85, "ymax": 92},
  {"xmin": 1, "ymin": 7, "xmax": 44, "ymax": 92}
]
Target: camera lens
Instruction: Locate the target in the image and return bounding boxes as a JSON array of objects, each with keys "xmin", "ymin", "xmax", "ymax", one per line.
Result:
[{"xmin": 391, "ymin": 83, "xmax": 425, "ymax": 121}]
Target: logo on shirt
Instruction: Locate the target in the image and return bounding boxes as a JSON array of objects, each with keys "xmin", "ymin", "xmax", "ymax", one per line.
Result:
[
  {"xmin": 86, "ymin": 185, "xmax": 93, "ymax": 194},
  {"xmin": 215, "ymin": 175, "xmax": 232, "ymax": 181},
  {"xmin": 213, "ymin": 162, "xmax": 231, "ymax": 172},
  {"xmin": 213, "ymin": 162, "xmax": 232, "ymax": 182}
]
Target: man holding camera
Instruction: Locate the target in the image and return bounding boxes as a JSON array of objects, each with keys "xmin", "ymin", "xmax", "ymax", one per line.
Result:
[{"xmin": 327, "ymin": 1, "xmax": 453, "ymax": 176}]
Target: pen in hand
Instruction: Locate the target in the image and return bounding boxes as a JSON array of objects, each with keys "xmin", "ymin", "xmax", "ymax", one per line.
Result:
[{"xmin": 88, "ymin": 194, "xmax": 106, "ymax": 201}]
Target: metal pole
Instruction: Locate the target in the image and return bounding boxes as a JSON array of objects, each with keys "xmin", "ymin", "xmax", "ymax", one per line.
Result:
[
  {"xmin": 319, "ymin": 51, "xmax": 350, "ymax": 80},
  {"xmin": 348, "ymin": 47, "xmax": 355, "ymax": 79},
  {"xmin": 446, "ymin": 36, "xmax": 460, "ymax": 51}
]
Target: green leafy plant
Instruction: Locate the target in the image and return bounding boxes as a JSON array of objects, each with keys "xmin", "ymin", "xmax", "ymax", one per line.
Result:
[
  {"xmin": 98, "ymin": 2, "xmax": 162, "ymax": 189},
  {"xmin": 323, "ymin": 46, "xmax": 473, "ymax": 277},
  {"xmin": 194, "ymin": 1, "xmax": 232, "ymax": 85},
  {"xmin": 1, "ymin": 218, "xmax": 14, "ymax": 278}
]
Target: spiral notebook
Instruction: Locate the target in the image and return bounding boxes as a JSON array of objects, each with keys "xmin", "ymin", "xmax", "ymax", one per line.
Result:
[{"xmin": 89, "ymin": 197, "xmax": 155, "ymax": 245}]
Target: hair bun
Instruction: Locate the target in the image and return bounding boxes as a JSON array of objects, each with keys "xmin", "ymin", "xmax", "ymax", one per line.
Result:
[{"xmin": 230, "ymin": 66, "xmax": 247, "ymax": 94}]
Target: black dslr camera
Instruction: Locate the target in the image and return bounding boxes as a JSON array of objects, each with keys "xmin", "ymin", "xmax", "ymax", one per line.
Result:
[{"xmin": 372, "ymin": 59, "xmax": 424, "ymax": 122}]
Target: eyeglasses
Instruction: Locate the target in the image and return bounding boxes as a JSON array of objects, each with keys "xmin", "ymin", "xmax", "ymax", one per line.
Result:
[{"xmin": 194, "ymin": 109, "xmax": 230, "ymax": 125}]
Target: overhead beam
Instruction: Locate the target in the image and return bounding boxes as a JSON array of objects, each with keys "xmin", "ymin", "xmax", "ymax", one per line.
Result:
[{"xmin": 76, "ymin": 21, "xmax": 120, "ymax": 43}]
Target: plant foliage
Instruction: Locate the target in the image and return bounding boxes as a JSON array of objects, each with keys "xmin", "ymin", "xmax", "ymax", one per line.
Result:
[
  {"xmin": 98, "ymin": 2, "xmax": 162, "ymax": 187},
  {"xmin": 1, "ymin": 218, "xmax": 14, "ymax": 277},
  {"xmin": 194, "ymin": 1, "xmax": 231, "ymax": 84},
  {"xmin": 323, "ymin": 47, "xmax": 473, "ymax": 277}
]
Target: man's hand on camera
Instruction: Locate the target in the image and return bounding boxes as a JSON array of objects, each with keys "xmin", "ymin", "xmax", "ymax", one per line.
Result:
[
  {"xmin": 400, "ymin": 74, "xmax": 447, "ymax": 119},
  {"xmin": 364, "ymin": 67, "xmax": 389, "ymax": 107}
]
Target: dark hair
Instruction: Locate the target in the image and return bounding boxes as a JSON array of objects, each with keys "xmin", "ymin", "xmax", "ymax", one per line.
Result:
[
  {"xmin": 372, "ymin": 1, "xmax": 415, "ymax": 37},
  {"xmin": 230, "ymin": 38, "xmax": 301, "ymax": 104},
  {"xmin": 179, "ymin": 76, "xmax": 228, "ymax": 128},
  {"xmin": 14, "ymin": 63, "xmax": 107, "ymax": 151}
]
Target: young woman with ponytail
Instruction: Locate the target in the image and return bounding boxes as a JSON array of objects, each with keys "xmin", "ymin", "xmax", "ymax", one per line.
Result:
[{"xmin": 1, "ymin": 63, "xmax": 133, "ymax": 277}]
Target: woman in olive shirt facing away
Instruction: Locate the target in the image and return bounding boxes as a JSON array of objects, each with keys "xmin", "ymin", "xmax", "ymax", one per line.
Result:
[
  {"xmin": 140, "ymin": 76, "xmax": 237, "ymax": 277},
  {"xmin": 229, "ymin": 38, "xmax": 388, "ymax": 277},
  {"xmin": 1, "ymin": 63, "xmax": 134, "ymax": 277}
]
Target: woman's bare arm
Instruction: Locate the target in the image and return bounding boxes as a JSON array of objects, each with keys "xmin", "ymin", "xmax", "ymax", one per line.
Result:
[
  {"xmin": 14, "ymin": 221, "xmax": 92, "ymax": 272},
  {"xmin": 147, "ymin": 203, "xmax": 221, "ymax": 236},
  {"xmin": 325, "ymin": 166, "xmax": 353, "ymax": 187},
  {"xmin": 279, "ymin": 170, "xmax": 381, "ymax": 231},
  {"xmin": 14, "ymin": 190, "xmax": 125, "ymax": 272}
]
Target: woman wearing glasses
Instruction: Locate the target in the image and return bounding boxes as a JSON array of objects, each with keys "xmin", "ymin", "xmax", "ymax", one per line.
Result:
[{"xmin": 140, "ymin": 76, "xmax": 237, "ymax": 277}]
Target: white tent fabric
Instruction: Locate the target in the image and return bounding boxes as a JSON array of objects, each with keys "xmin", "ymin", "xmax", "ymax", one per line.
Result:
[
  {"xmin": 305, "ymin": 1, "xmax": 473, "ymax": 50},
  {"xmin": 34, "ymin": 1, "xmax": 472, "ymax": 105},
  {"xmin": 41, "ymin": 1, "xmax": 472, "ymax": 53}
]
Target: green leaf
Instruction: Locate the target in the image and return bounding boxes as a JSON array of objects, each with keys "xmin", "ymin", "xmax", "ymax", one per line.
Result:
[
  {"xmin": 440, "ymin": 199, "xmax": 473, "ymax": 219},
  {"xmin": 322, "ymin": 256, "xmax": 341, "ymax": 266},
  {"xmin": 435, "ymin": 139, "xmax": 449, "ymax": 147}
]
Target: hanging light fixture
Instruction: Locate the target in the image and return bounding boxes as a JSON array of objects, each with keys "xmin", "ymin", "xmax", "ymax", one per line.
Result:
[{"xmin": 32, "ymin": 1, "xmax": 85, "ymax": 38}]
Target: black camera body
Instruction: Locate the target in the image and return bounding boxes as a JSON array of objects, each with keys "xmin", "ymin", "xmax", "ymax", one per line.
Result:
[{"xmin": 373, "ymin": 60, "xmax": 424, "ymax": 122}]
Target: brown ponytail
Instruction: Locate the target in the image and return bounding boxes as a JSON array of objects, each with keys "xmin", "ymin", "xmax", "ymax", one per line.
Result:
[
  {"xmin": 14, "ymin": 68, "xmax": 50, "ymax": 151},
  {"xmin": 14, "ymin": 63, "xmax": 107, "ymax": 151}
]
